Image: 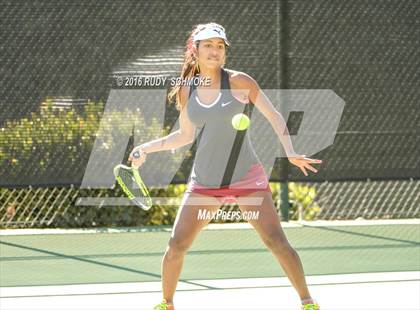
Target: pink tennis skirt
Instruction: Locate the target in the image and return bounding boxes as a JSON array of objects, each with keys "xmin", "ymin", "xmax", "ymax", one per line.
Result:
[{"xmin": 186, "ymin": 164, "xmax": 271, "ymax": 204}]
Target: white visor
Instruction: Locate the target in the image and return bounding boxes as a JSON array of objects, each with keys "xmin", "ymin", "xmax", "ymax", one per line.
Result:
[{"xmin": 193, "ymin": 24, "xmax": 230, "ymax": 46}]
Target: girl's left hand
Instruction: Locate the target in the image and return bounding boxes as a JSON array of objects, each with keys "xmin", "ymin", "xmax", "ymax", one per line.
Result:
[{"xmin": 288, "ymin": 155, "xmax": 323, "ymax": 176}]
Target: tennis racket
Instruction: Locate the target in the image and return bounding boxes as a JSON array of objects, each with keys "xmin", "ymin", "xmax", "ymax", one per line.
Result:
[{"xmin": 113, "ymin": 151, "xmax": 152, "ymax": 210}]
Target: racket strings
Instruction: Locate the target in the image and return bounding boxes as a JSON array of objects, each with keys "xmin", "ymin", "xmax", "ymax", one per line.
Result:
[
  {"xmin": 116, "ymin": 166, "xmax": 152, "ymax": 209},
  {"xmin": 118, "ymin": 168, "xmax": 143, "ymax": 197}
]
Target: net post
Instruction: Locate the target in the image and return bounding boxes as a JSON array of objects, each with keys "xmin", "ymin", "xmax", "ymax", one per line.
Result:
[
  {"xmin": 277, "ymin": 0, "xmax": 290, "ymax": 222},
  {"xmin": 280, "ymin": 181, "xmax": 290, "ymax": 222}
]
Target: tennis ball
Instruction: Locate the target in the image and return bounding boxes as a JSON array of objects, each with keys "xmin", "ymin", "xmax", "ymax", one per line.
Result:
[{"xmin": 232, "ymin": 113, "xmax": 250, "ymax": 130}]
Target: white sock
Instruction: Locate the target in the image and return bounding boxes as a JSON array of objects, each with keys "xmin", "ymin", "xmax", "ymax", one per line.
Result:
[{"xmin": 301, "ymin": 298, "xmax": 317, "ymax": 305}]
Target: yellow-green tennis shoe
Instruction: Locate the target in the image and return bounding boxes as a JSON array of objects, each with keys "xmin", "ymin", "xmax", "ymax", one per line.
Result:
[
  {"xmin": 302, "ymin": 303, "xmax": 320, "ymax": 310},
  {"xmin": 153, "ymin": 299, "xmax": 174, "ymax": 310}
]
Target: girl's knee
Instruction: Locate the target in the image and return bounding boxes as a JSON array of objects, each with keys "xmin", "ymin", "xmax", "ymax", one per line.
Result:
[
  {"xmin": 164, "ymin": 237, "xmax": 192, "ymax": 260},
  {"xmin": 263, "ymin": 231, "xmax": 291, "ymax": 253}
]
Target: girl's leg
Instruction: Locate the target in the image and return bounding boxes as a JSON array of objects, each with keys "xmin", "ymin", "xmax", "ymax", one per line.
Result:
[
  {"xmin": 161, "ymin": 192, "xmax": 221, "ymax": 304},
  {"xmin": 239, "ymin": 190, "xmax": 314, "ymax": 303}
]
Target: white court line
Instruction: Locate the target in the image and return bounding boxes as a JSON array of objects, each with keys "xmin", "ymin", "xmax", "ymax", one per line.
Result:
[
  {"xmin": 193, "ymin": 271, "xmax": 420, "ymax": 289},
  {"xmin": 1, "ymin": 271, "xmax": 418, "ymax": 298},
  {"xmin": 2, "ymin": 281, "xmax": 419, "ymax": 310},
  {"xmin": 298, "ymin": 218, "xmax": 420, "ymax": 227},
  {"xmin": 0, "ymin": 281, "xmax": 205, "ymax": 298}
]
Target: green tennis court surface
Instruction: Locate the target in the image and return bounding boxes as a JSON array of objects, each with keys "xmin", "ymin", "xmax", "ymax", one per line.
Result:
[{"xmin": 1, "ymin": 220, "xmax": 419, "ymax": 309}]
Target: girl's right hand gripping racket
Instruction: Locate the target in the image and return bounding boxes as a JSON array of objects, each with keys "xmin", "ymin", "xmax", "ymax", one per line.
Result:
[{"xmin": 113, "ymin": 151, "xmax": 152, "ymax": 210}]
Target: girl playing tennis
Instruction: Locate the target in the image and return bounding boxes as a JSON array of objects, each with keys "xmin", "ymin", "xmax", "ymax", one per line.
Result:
[{"xmin": 130, "ymin": 22, "xmax": 322, "ymax": 310}]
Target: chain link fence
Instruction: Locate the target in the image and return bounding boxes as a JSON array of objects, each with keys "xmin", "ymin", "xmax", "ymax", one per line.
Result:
[
  {"xmin": 1, "ymin": 179, "xmax": 418, "ymax": 228},
  {"xmin": 1, "ymin": 1, "xmax": 419, "ymax": 229}
]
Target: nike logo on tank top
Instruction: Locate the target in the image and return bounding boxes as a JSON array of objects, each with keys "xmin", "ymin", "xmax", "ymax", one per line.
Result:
[{"xmin": 187, "ymin": 68, "xmax": 260, "ymax": 187}]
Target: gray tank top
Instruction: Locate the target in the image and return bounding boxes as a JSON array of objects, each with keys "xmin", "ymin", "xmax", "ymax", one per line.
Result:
[{"xmin": 187, "ymin": 68, "xmax": 260, "ymax": 187}]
